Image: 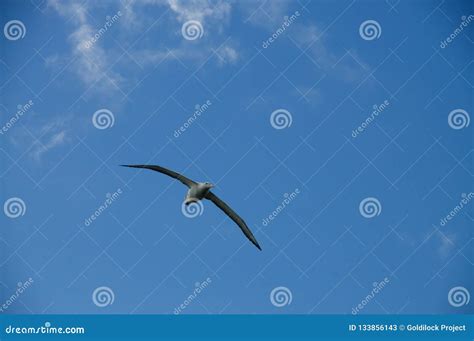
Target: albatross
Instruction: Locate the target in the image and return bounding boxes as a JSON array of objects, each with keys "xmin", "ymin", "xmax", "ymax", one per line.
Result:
[{"xmin": 121, "ymin": 164, "xmax": 262, "ymax": 250}]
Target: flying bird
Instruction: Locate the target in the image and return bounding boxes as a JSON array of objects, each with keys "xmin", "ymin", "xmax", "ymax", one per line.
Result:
[{"xmin": 121, "ymin": 164, "xmax": 262, "ymax": 250}]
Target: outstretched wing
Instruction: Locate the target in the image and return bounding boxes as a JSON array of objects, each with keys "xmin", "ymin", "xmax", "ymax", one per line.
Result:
[
  {"xmin": 121, "ymin": 164, "xmax": 197, "ymax": 188},
  {"xmin": 205, "ymin": 191, "xmax": 261, "ymax": 250}
]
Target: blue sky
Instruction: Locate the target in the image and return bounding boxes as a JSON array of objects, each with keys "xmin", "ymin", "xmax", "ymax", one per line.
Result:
[{"xmin": 0, "ymin": 0, "xmax": 472, "ymax": 314}]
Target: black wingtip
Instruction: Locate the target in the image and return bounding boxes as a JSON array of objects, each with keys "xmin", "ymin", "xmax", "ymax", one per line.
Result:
[{"xmin": 255, "ymin": 243, "xmax": 262, "ymax": 251}]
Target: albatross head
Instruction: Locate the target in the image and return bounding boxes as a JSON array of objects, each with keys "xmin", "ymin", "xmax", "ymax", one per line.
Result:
[{"xmin": 203, "ymin": 182, "xmax": 214, "ymax": 189}]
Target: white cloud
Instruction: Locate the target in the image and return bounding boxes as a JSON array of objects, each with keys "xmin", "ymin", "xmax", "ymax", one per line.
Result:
[
  {"xmin": 240, "ymin": 2, "xmax": 370, "ymax": 85},
  {"xmin": 435, "ymin": 230, "xmax": 456, "ymax": 259},
  {"xmin": 48, "ymin": 0, "xmax": 239, "ymax": 89},
  {"xmin": 288, "ymin": 23, "xmax": 369, "ymax": 83},
  {"xmin": 238, "ymin": 0, "xmax": 292, "ymax": 29},
  {"xmin": 48, "ymin": 0, "xmax": 123, "ymax": 92},
  {"xmin": 7, "ymin": 111, "xmax": 72, "ymax": 162},
  {"xmin": 46, "ymin": 0, "xmax": 364, "ymax": 97},
  {"xmin": 216, "ymin": 46, "xmax": 239, "ymax": 65},
  {"xmin": 123, "ymin": 0, "xmax": 233, "ymax": 29},
  {"xmin": 29, "ymin": 114, "xmax": 73, "ymax": 161},
  {"xmin": 129, "ymin": 0, "xmax": 236, "ymax": 60},
  {"xmin": 31, "ymin": 130, "xmax": 68, "ymax": 161},
  {"xmin": 166, "ymin": 0, "xmax": 232, "ymax": 24}
]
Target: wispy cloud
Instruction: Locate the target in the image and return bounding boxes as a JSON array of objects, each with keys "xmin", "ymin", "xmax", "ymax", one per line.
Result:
[
  {"xmin": 48, "ymin": 0, "xmax": 123, "ymax": 93},
  {"xmin": 215, "ymin": 45, "xmax": 239, "ymax": 65},
  {"xmin": 239, "ymin": 0, "xmax": 293, "ymax": 29},
  {"xmin": 166, "ymin": 0, "xmax": 232, "ymax": 24},
  {"xmin": 48, "ymin": 0, "xmax": 240, "ymax": 90},
  {"xmin": 7, "ymin": 107, "xmax": 73, "ymax": 162},
  {"xmin": 47, "ymin": 0, "xmax": 363, "ymax": 97},
  {"xmin": 31, "ymin": 129, "xmax": 68, "ymax": 161},
  {"xmin": 289, "ymin": 23, "xmax": 369, "ymax": 83},
  {"xmin": 435, "ymin": 230, "xmax": 456, "ymax": 260},
  {"xmin": 241, "ymin": 0, "xmax": 370, "ymax": 84},
  {"xmin": 129, "ymin": 0, "xmax": 238, "ymax": 66},
  {"xmin": 28, "ymin": 114, "xmax": 73, "ymax": 162}
]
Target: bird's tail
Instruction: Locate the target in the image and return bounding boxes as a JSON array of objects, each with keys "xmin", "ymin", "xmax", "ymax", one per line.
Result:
[{"xmin": 184, "ymin": 197, "xmax": 199, "ymax": 206}]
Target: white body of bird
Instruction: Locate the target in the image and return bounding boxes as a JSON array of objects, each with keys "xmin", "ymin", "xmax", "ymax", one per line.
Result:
[{"xmin": 185, "ymin": 182, "xmax": 213, "ymax": 205}]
